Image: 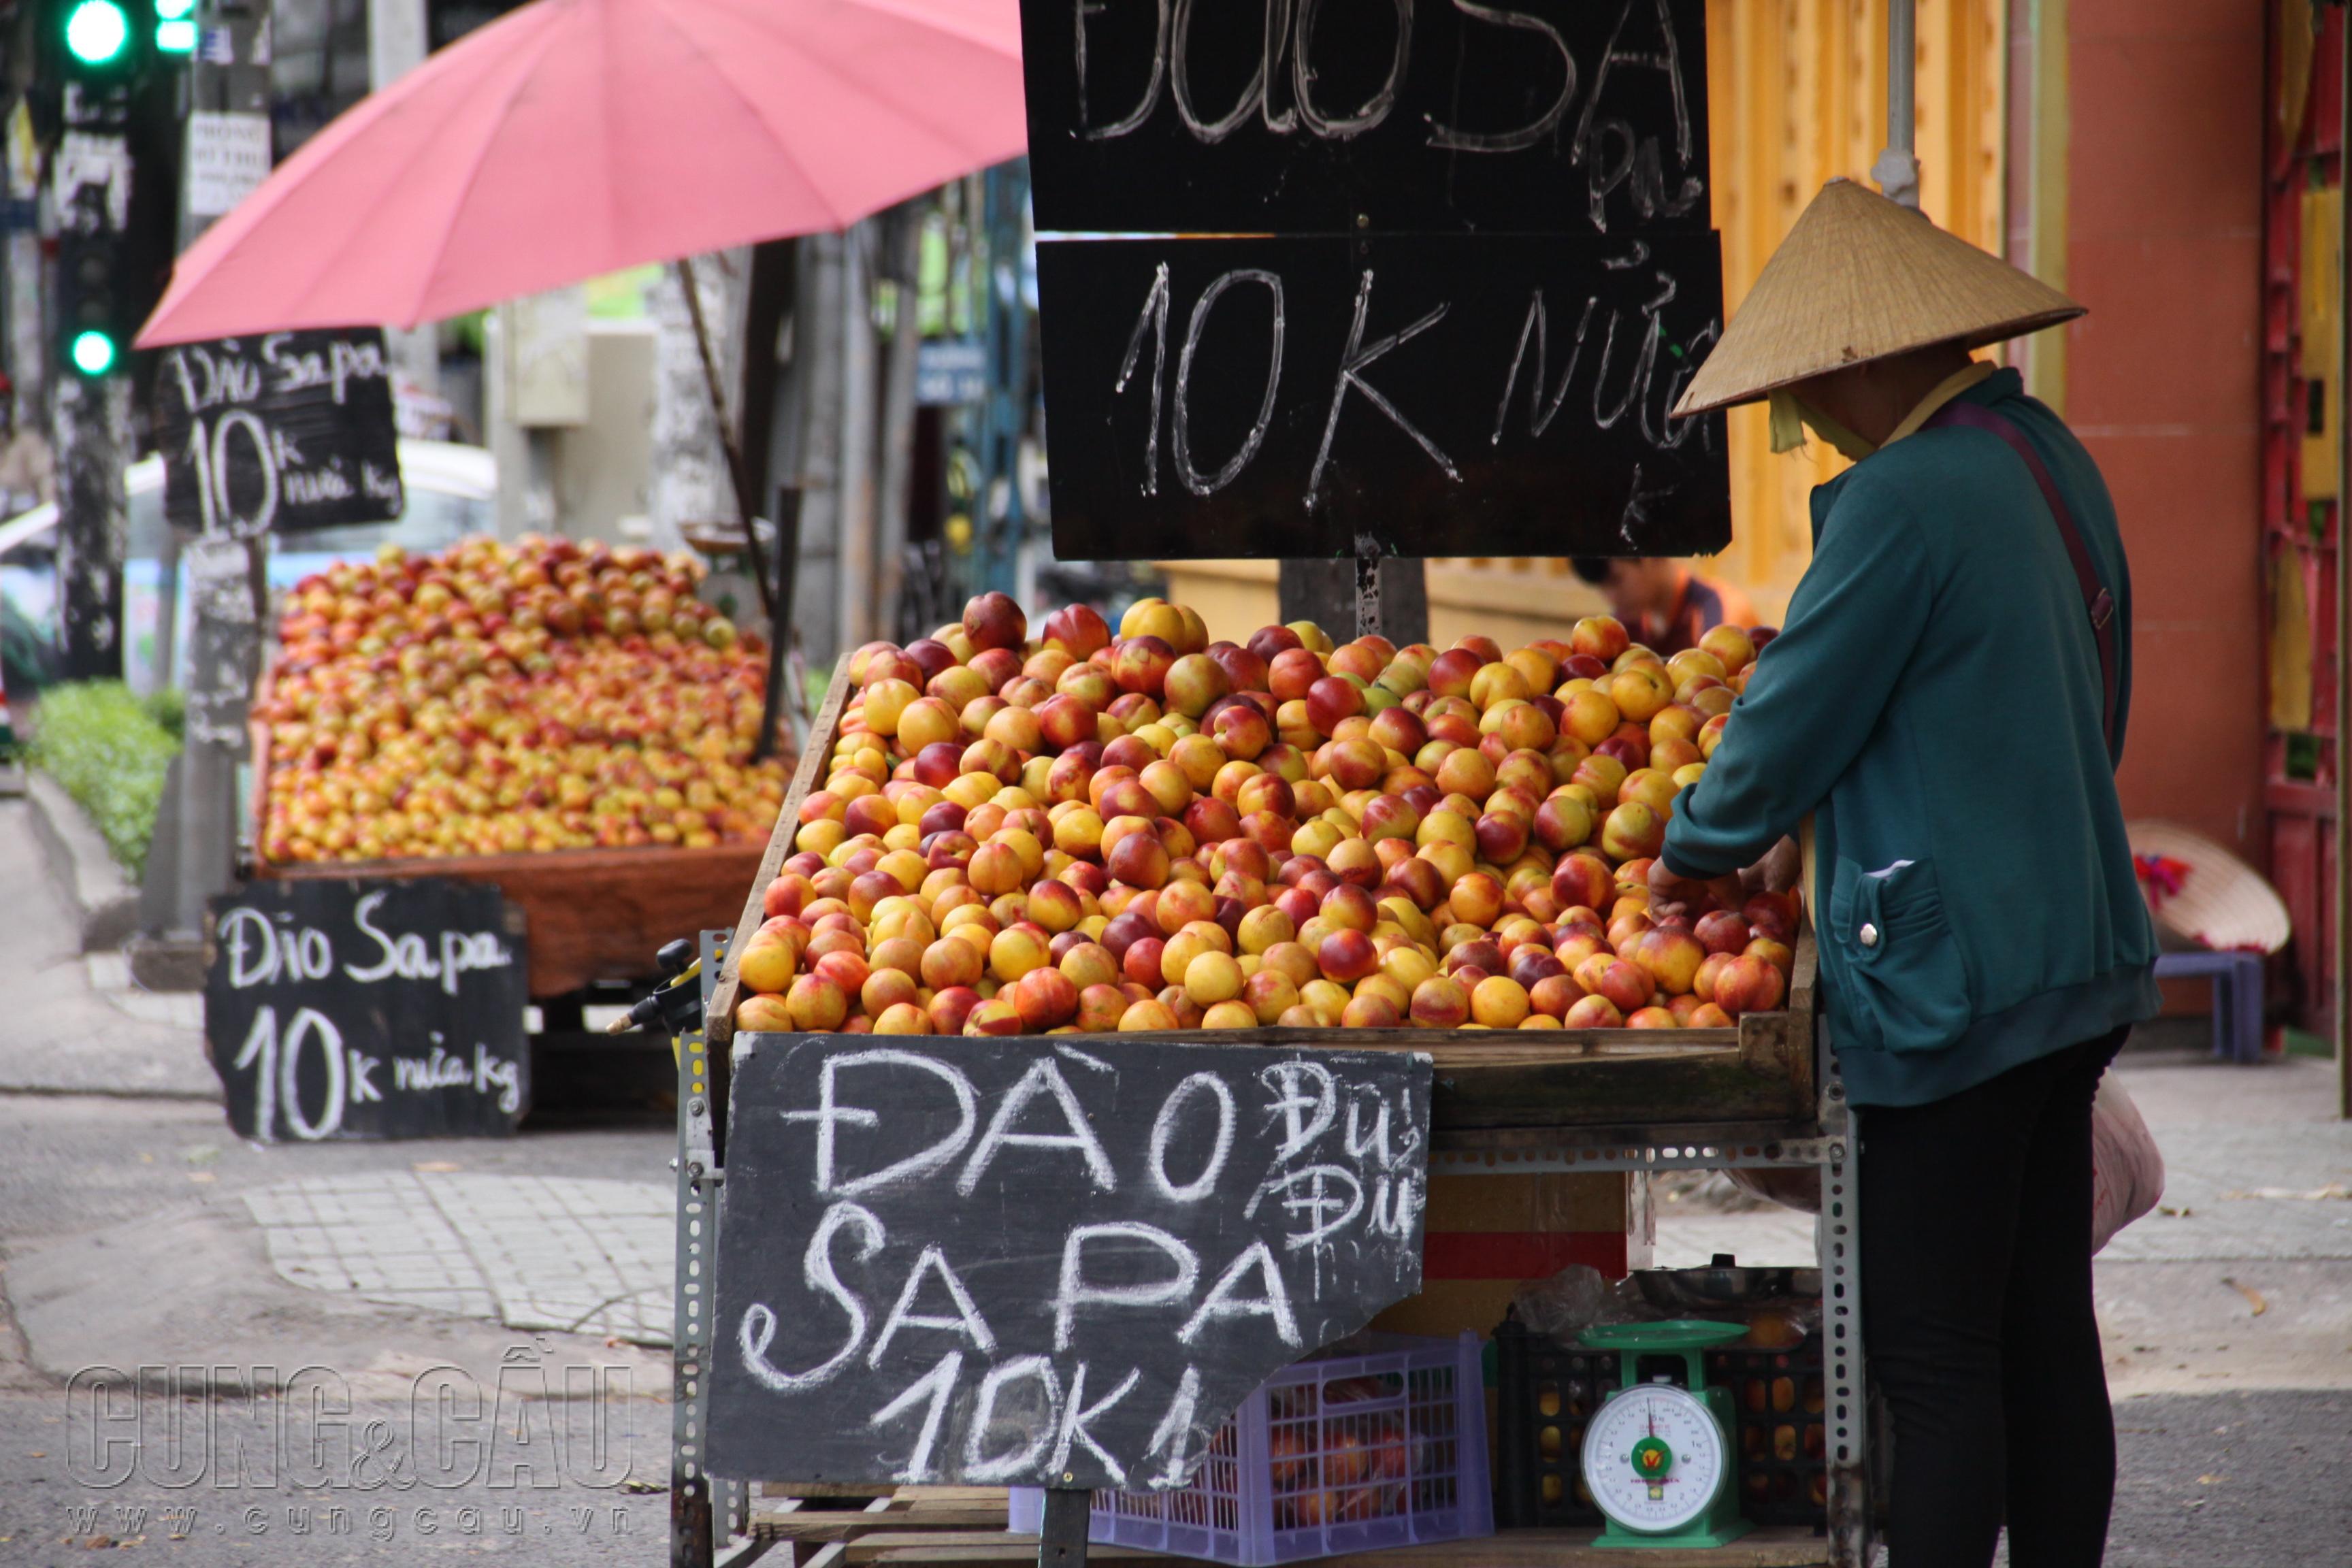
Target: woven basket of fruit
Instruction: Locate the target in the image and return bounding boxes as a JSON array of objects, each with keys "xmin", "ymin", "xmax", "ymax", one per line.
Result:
[
  {"xmin": 709, "ymin": 593, "xmax": 1818, "ymax": 1130},
  {"xmin": 246, "ymin": 537, "xmax": 794, "ymax": 998}
]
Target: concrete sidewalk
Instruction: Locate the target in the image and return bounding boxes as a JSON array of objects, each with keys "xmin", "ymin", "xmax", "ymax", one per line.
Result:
[
  {"xmin": 0, "ymin": 799, "xmax": 219, "ymax": 1100},
  {"xmin": 0, "ymin": 791, "xmax": 678, "ymax": 1392}
]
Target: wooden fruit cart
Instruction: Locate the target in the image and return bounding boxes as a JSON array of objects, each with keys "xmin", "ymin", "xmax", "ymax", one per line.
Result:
[
  {"xmin": 244, "ymin": 670, "xmax": 779, "ymax": 1007},
  {"xmin": 668, "ymin": 662, "xmax": 1876, "ymax": 1568},
  {"xmin": 244, "ymin": 672, "xmax": 783, "ymax": 1117}
]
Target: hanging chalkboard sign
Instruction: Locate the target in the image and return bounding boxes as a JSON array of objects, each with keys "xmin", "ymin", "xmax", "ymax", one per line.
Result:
[
  {"xmin": 1019, "ymin": 0, "xmax": 1710, "ymax": 238},
  {"xmin": 1039, "ymin": 231, "xmax": 1729, "ymax": 559},
  {"xmin": 204, "ymin": 879, "xmax": 529, "ymax": 1141},
  {"xmin": 154, "ymin": 329, "xmax": 404, "ymax": 536},
  {"xmin": 708, "ymin": 1034, "xmax": 1431, "ymax": 1489}
]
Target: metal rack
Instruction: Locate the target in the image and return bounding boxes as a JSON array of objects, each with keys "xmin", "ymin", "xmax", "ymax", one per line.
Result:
[{"xmin": 668, "ymin": 936, "xmax": 1877, "ymax": 1568}]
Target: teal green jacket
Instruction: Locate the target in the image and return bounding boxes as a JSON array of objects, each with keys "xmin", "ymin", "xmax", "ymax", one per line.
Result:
[{"xmin": 1661, "ymin": 368, "xmax": 2159, "ymax": 1107}]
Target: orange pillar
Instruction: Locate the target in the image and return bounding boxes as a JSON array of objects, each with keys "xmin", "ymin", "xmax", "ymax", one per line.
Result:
[{"xmin": 2063, "ymin": 0, "xmax": 2268, "ymax": 855}]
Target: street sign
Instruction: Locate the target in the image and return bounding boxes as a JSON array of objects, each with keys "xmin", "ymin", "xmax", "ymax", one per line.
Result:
[
  {"xmin": 181, "ymin": 110, "xmax": 270, "ymax": 218},
  {"xmin": 1037, "ymin": 232, "xmax": 1729, "ymax": 559},
  {"xmin": 1019, "ymin": 0, "xmax": 1710, "ymax": 239},
  {"xmin": 204, "ymin": 879, "xmax": 530, "ymax": 1141},
  {"xmin": 708, "ymin": 1033, "xmax": 1431, "ymax": 1489},
  {"xmin": 915, "ymin": 338, "xmax": 989, "ymax": 405},
  {"xmin": 153, "ymin": 329, "xmax": 405, "ymax": 536}
]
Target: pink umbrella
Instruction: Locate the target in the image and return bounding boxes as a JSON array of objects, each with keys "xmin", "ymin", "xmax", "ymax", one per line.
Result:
[{"xmin": 137, "ymin": 0, "xmax": 1024, "ymax": 346}]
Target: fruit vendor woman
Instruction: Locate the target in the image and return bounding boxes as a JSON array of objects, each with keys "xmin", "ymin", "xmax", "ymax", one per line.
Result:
[{"xmin": 1651, "ymin": 179, "xmax": 2159, "ymax": 1567}]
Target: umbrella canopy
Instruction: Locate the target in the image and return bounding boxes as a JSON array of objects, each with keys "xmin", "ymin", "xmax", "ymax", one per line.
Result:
[{"xmin": 137, "ymin": 0, "xmax": 1024, "ymax": 346}]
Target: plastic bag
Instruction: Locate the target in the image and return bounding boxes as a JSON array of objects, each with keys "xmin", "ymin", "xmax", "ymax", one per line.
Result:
[
  {"xmin": 1593, "ymin": 1275, "xmax": 1671, "ymax": 1327},
  {"xmin": 1725, "ymin": 1164, "xmax": 1823, "ymax": 1214},
  {"xmin": 1510, "ymin": 1264, "xmax": 1607, "ymax": 1339},
  {"xmin": 2091, "ymin": 1073, "xmax": 2164, "ymax": 1253}
]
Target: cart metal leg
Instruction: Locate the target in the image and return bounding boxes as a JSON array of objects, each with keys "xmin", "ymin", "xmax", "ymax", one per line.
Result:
[
  {"xmin": 1038, "ymin": 1488, "xmax": 1091, "ymax": 1567},
  {"xmin": 674, "ymin": 934, "xmax": 767, "ymax": 1568},
  {"xmin": 1816, "ymin": 1028, "xmax": 1876, "ymax": 1568}
]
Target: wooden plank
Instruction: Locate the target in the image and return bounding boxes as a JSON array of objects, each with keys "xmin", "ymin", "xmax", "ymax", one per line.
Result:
[
  {"xmin": 849, "ymin": 1534, "xmax": 1166, "ymax": 1565},
  {"xmin": 1298, "ymin": 1526, "xmax": 1831, "ymax": 1567},
  {"xmin": 858, "ymin": 1527, "xmax": 1830, "ymax": 1567},
  {"xmin": 709, "ymin": 654, "xmax": 854, "ymax": 1046},
  {"xmin": 757, "ymin": 1509, "xmax": 1013, "ymax": 1544}
]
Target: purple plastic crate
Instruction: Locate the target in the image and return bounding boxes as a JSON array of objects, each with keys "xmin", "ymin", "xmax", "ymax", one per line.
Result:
[{"xmin": 1010, "ymin": 1333, "xmax": 1492, "ymax": 1566}]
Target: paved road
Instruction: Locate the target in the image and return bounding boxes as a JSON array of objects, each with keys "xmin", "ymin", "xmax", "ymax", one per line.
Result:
[
  {"xmin": 2102, "ymin": 1390, "xmax": 2351, "ymax": 1567},
  {"xmin": 0, "ymin": 1093, "xmax": 677, "ymax": 1567}
]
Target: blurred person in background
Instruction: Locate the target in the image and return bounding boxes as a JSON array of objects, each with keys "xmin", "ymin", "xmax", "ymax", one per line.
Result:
[{"xmin": 1571, "ymin": 554, "xmax": 1757, "ymax": 657}]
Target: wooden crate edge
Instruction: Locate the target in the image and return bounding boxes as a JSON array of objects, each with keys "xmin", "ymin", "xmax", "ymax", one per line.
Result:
[{"xmin": 708, "ymin": 654, "xmax": 854, "ymax": 1045}]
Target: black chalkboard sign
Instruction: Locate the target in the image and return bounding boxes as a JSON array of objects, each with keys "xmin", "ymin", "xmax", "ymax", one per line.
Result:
[
  {"xmin": 154, "ymin": 329, "xmax": 404, "ymax": 536},
  {"xmin": 1039, "ymin": 232, "xmax": 1729, "ymax": 560},
  {"xmin": 1019, "ymin": 0, "xmax": 1710, "ymax": 238},
  {"xmin": 708, "ymin": 1034, "xmax": 1431, "ymax": 1489},
  {"xmin": 204, "ymin": 879, "xmax": 529, "ymax": 1141}
]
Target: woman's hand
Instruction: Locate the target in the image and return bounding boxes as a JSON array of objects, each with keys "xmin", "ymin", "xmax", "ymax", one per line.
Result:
[
  {"xmin": 1648, "ymin": 860, "xmax": 1744, "ymax": 921},
  {"xmin": 1740, "ymin": 835, "xmax": 1802, "ymax": 897},
  {"xmin": 1648, "ymin": 834, "xmax": 1799, "ymax": 918}
]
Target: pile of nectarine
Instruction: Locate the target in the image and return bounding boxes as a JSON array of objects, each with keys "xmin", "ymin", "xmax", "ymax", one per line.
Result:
[
  {"xmin": 734, "ymin": 592, "xmax": 1798, "ymax": 1036},
  {"xmin": 257, "ymin": 537, "xmax": 789, "ymax": 863}
]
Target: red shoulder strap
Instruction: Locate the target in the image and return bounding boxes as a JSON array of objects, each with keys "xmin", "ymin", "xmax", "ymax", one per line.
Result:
[{"xmin": 1925, "ymin": 399, "xmax": 2120, "ymax": 757}]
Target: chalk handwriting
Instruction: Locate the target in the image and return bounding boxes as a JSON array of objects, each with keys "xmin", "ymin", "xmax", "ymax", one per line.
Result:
[
  {"xmin": 157, "ymin": 328, "xmax": 403, "ymax": 536},
  {"xmin": 1045, "ymin": 0, "xmax": 1707, "ymax": 238},
  {"xmin": 715, "ymin": 1038, "xmax": 1428, "ymax": 1490},
  {"xmin": 206, "ymin": 881, "xmax": 528, "ymax": 1141}
]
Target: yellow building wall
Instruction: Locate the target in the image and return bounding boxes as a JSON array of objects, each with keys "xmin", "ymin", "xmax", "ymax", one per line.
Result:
[
  {"xmin": 1162, "ymin": 0, "xmax": 2008, "ymax": 638},
  {"xmin": 1709, "ymin": 0, "xmax": 2008, "ymax": 619}
]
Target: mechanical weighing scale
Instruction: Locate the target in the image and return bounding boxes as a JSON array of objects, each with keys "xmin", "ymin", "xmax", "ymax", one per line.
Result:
[{"xmin": 1578, "ymin": 1320, "xmax": 1754, "ymax": 1550}]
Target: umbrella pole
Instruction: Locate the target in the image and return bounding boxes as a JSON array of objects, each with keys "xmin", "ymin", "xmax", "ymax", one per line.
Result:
[{"xmin": 674, "ymin": 256, "xmax": 774, "ymax": 623}]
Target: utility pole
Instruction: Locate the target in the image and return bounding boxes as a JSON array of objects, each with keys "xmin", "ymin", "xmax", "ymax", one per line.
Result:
[
  {"xmin": 368, "ymin": 0, "xmax": 437, "ymax": 402},
  {"xmin": 137, "ymin": 0, "xmax": 268, "ymax": 979},
  {"xmin": 50, "ymin": 76, "xmax": 134, "ymax": 681}
]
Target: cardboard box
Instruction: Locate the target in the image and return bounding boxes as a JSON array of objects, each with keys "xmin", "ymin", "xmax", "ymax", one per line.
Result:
[{"xmin": 1371, "ymin": 1171, "xmax": 1629, "ymax": 1340}]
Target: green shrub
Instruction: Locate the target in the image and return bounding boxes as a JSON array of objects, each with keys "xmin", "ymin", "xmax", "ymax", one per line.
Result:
[
  {"xmin": 141, "ymin": 686, "xmax": 186, "ymax": 742},
  {"xmin": 29, "ymin": 681, "xmax": 181, "ymax": 877}
]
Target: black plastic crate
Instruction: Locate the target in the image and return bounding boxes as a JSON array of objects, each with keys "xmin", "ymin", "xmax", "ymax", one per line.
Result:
[
  {"xmin": 1492, "ymin": 1313, "xmax": 1827, "ymax": 1531},
  {"xmin": 1705, "ymin": 1339, "xmax": 1829, "ymax": 1526}
]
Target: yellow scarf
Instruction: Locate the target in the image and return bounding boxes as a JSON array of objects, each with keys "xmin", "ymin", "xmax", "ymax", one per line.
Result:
[{"xmin": 1766, "ymin": 361, "xmax": 1997, "ymax": 460}]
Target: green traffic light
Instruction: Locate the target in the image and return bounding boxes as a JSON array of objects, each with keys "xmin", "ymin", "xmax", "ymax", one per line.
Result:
[
  {"xmin": 64, "ymin": 0, "xmax": 131, "ymax": 65},
  {"xmin": 155, "ymin": 16, "xmax": 195, "ymax": 50},
  {"xmin": 69, "ymin": 329, "xmax": 118, "ymax": 377},
  {"xmin": 153, "ymin": 0, "xmax": 195, "ymax": 16}
]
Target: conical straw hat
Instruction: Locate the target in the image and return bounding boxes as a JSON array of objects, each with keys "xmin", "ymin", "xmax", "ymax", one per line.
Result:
[{"xmin": 1673, "ymin": 178, "xmax": 2083, "ymax": 416}]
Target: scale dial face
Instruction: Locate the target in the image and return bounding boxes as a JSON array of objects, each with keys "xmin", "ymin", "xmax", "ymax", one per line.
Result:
[{"xmin": 1579, "ymin": 1383, "xmax": 1729, "ymax": 1534}]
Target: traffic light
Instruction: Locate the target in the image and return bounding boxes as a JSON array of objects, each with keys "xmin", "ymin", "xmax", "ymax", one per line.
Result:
[
  {"xmin": 60, "ymin": 0, "xmax": 135, "ymax": 76},
  {"xmin": 152, "ymin": 0, "xmax": 194, "ymax": 54},
  {"xmin": 56, "ymin": 229, "xmax": 129, "ymax": 378}
]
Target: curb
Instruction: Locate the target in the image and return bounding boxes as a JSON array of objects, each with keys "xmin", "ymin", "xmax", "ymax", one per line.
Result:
[{"xmin": 22, "ymin": 770, "xmax": 140, "ymax": 952}]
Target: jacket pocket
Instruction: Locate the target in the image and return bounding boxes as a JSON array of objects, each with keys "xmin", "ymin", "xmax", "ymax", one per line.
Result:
[{"xmin": 1825, "ymin": 856, "xmax": 1974, "ymax": 1054}]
